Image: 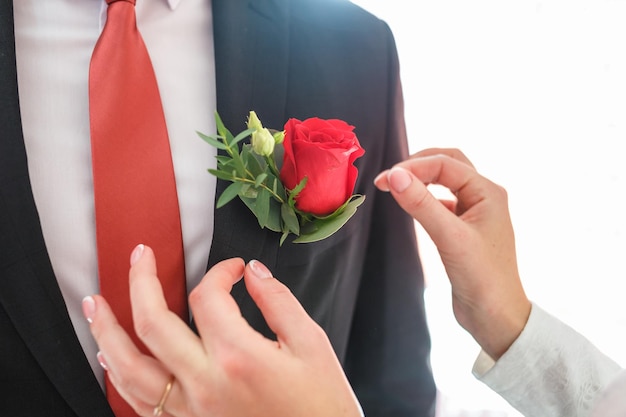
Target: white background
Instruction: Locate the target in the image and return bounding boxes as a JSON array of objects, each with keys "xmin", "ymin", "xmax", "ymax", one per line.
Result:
[{"xmin": 350, "ymin": 1, "xmax": 626, "ymax": 415}]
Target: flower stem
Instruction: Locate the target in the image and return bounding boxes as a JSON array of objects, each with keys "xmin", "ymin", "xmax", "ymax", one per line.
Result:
[{"xmin": 233, "ymin": 176, "xmax": 285, "ymax": 204}]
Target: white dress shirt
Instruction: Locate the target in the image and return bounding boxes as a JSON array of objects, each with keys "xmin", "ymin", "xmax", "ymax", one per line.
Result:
[
  {"xmin": 14, "ymin": 0, "xmax": 216, "ymax": 389},
  {"xmin": 473, "ymin": 303, "xmax": 623, "ymax": 417}
]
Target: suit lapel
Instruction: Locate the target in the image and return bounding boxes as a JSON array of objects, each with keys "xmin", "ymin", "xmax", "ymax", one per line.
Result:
[
  {"xmin": 0, "ymin": 2, "xmax": 112, "ymax": 416},
  {"xmin": 213, "ymin": 0, "xmax": 289, "ymax": 128},
  {"xmin": 210, "ymin": 0, "xmax": 289, "ymax": 265}
]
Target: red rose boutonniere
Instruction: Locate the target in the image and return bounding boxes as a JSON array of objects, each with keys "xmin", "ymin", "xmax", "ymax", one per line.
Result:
[{"xmin": 198, "ymin": 111, "xmax": 366, "ymax": 245}]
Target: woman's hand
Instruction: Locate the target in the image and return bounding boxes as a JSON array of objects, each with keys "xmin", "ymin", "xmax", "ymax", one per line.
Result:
[
  {"xmin": 83, "ymin": 245, "xmax": 361, "ymax": 417},
  {"xmin": 375, "ymin": 148, "xmax": 531, "ymax": 359}
]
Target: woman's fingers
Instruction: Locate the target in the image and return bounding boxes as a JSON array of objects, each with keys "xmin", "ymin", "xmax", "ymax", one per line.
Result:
[
  {"xmin": 188, "ymin": 256, "xmax": 248, "ymax": 339},
  {"xmin": 411, "ymin": 147, "xmax": 475, "ymax": 169},
  {"xmin": 128, "ymin": 245, "xmax": 208, "ymax": 381},
  {"xmin": 188, "ymin": 258, "xmax": 290, "ymax": 401},
  {"xmin": 375, "ymin": 158, "xmax": 466, "ymax": 247},
  {"xmin": 85, "ymin": 294, "xmax": 177, "ymax": 416},
  {"xmin": 87, "ymin": 245, "xmax": 211, "ymax": 416},
  {"xmin": 242, "ymin": 260, "xmax": 327, "ymax": 356},
  {"xmin": 87, "ymin": 248, "xmax": 363, "ymax": 417}
]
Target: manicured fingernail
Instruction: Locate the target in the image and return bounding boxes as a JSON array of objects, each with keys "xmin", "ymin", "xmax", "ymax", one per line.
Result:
[
  {"xmin": 130, "ymin": 244, "xmax": 144, "ymax": 266},
  {"xmin": 249, "ymin": 259, "xmax": 273, "ymax": 279},
  {"xmin": 97, "ymin": 351, "xmax": 109, "ymax": 370},
  {"xmin": 82, "ymin": 296, "xmax": 96, "ymax": 323},
  {"xmin": 388, "ymin": 167, "xmax": 412, "ymax": 193},
  {"xmin": 374, "ymin": 171, "xmax": 390, "ymax": 192}
]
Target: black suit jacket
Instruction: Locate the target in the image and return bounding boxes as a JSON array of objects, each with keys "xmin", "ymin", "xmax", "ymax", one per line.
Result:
[{"xmin": 0, "ymin": 1, "xmax": 436, "ymax": 416}]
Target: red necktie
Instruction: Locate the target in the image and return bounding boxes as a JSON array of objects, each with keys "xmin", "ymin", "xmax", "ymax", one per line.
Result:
[{"xmin": 89, "ymin": 1, "xmax": 188, "ymax": 415}]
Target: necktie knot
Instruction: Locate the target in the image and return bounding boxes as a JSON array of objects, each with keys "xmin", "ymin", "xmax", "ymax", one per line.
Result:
[{"xmin": 106, "ymin": 0, "xmax": 136, "ymax": 5}]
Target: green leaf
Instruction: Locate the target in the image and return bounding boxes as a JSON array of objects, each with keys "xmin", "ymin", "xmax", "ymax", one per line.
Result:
[
  {"xmin": 266, "ymin": 199, "xmax": 283, "ymax": 232},
  {"xmin": 294, "ymin": 195, "xmax": 366, "ymax": 243},
  {"xmin": 255, "ymin": 173, "xmax": 268, "ymax": 187},
  {"xmin": 230, "ymin": 148, "xmax": 247, "ymax": 177},
  {"xmin": 215, "ymin": 155, "xmax": 232, "ymax": 165},
  {"xmin": 263, "ymin": 172, "xmax": 286, "ymax": 202},
  {"xmin": 241, "ymin": 145, "xmax": 265, "ymax": 177},
  {"xmin": 240, "ymin": 191, "xmax": 282, "ymax": 232},
  {"xmin": 254, "ymin": 188, "xmax": 271, "ymax": 228},
  {"xmin": 311, "ymin": 194, "xmax": 364, "ymax": 220},
  {"xmin": 230, "ymin": 127, "xmax": 256, "ymax": 148},
  {"xmin": 216, "ymin": 182, "xmax": 243, "ymax": 208},
  {"xmin": 208, "ymin": 168, "xmax": 236, "ymax": 181},
  {"xmin": 241, "ymin": 189, "xmax": 274, "ymax": 232},
  {"xmin": 218, "ymin": 158, "xmax": 239, "ymax": 173},
  {"xmin": 197, "ymin": 131, "xmax": 228, "ymax": 150},
  {"xmin": 241, "ymin": 184, "xmax": 258, "ymax": 199},
  {"xmin": 263, "ymin": 149, "xmax": 280, "ymax": 176},
  {"xmin": 281, "ymin": 203, "xmax": 300, "ymax": 235},
  {"xmin": 288, "ymin": 177, "xmax": 307, "ymax": 208},
  {"xmin": 215, "ymin": 111, "xmax": 235, "ymax": 144}
]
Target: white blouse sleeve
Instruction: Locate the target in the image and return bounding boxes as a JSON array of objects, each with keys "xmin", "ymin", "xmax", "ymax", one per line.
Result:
[
  {"xmin": 472, "ymin": 303, "xmax": 622, "ymax": 417},
  {"xmin": 590, "ymin": 369, "xmax": 626, "ymax": 417}
]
